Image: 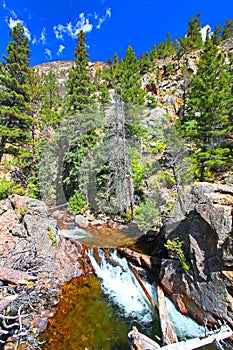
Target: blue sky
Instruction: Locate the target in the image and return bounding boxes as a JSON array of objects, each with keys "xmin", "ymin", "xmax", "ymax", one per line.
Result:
[{"xmin": 0, "ymin": 0, "xmax": 232, "ymax": 66}]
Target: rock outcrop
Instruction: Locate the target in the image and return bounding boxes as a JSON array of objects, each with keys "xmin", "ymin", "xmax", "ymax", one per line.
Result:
[
  {"xmin": 163, "ymin": 183, "xmax": 233, "ymax": 328},
  {"xmin": 122, "ymin": 182, "xmax": 233, "ymax": 329},
  {"xmin": 0, "ymin": 194, "xmax": 86, "ymax": 349}
]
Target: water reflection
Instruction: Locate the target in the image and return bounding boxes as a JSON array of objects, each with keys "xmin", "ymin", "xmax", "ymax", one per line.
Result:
[
  {"xmin": 58, "ymin": 224, "xmax": 139, "ymax": 247},
  {"xmin": 41, "ymin": 275, "xmax": 159, "ymax": 350}
]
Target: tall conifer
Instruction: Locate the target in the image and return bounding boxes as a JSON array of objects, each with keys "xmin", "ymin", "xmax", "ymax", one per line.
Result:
[
  {"xmin": 66, "ymin": 30, "xmax": 95, "ymax": 113},
  {"xmin": 180, "ymin": 13, "xmax": 203, "ymax": 52},
  {"xmin": 181, "ymin": 36, "xmax": 233, "ymax": 180},
  {"xmin": 116, "ymin": 45, "xmax": 145, "ymax": 105},
  {"xmin": 222, "ymin": 19, "xmax": 233, "ymax": 41},
  {"xmin": 0, "ymin": 23, "xmax": 34, "ymax": 163}
]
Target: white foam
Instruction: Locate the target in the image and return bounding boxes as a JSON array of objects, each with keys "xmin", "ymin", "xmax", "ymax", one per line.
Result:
[
  {"xmin": 88, "ymin": 249, "xmax": 154, "ymax": 323},
  {"xmin": 87, "ymin": 248, "xmax": 205, "ymax": 338}
]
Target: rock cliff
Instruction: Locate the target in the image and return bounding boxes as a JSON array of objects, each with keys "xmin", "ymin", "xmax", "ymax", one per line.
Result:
[
  {"xmin": 121, "ymin": 182, "xmax": 233, "ymax": 329},
  {"xmin": 34, "ymin": 38, "xmax": 233, "ymax": 122}
]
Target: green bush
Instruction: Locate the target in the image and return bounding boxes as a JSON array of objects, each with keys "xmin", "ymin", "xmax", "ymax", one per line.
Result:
[
  {"xmin": 0, "ymin": 178, "xmax": 13, "ymax": 199},
  {"xmin": 130, "ymin": 150, "xmax": 147, "ymax": 186},
  {"xmin": 165, "ymin": 237, "xmax": 190, "ymax": 271},
  {"xmin": 0, "ymin": 178, "xmax": 25, "ymax": 200},
  {"xmin": 134, "ymin": 198, "xmax": 159, "ymax": 232},
  {"xmin": 68, "ymin": 190, "xmax": 88, "ymax": 214},
  {"xmin": 47, "ymin": 226, "xmax": 56, "ymax": 246}
]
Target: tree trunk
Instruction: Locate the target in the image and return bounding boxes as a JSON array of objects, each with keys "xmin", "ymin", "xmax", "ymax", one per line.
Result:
[{"xmin": 172, "ymin": 166, "xmax": 187, "ymax": 216}]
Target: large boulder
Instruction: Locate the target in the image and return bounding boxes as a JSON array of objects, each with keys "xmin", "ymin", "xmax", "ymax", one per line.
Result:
[
  {"xmin": 165, "ymin": 182, "xmax": 233, "ymax": 268},
  {"xmin": 122, "ymin": 182, "xmax": 233, "ymax": 329},
  {"xmin": 159, "ymin": 259, "xmax": 233, "ymax": 328},
  {"xmin": 0, "ymin": 194, "xmax": 84, "ymax": 284},
  {"xmin": 161, "ymin": 182, "xmax": 233, "ymax": 327}
]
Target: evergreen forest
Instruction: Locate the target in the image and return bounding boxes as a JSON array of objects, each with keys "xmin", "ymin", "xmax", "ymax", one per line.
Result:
[{"xmin": 0, "ymin": 14, "xmax": 232, "ymax": 230}]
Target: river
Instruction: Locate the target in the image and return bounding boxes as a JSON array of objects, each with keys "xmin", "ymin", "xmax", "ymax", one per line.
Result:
[{"xmin": 41, "ymin": 226, "xmax": 225, "ymax": 350}]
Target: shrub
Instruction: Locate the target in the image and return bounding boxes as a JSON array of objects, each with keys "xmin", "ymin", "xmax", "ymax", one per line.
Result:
[
  {"xmin": 0, "ymin": 178, "xmax": 25, "ymax": 200},
  {"xmin": 165, "ymin": 237, "xmax": 190, "ymax": 271},
  {"xmin": 0, "ymin": 178, "xmax": 13, "ymax": 199},
  {"xmin": 134, "ymin": 198, "xmax": 159, "ymax": 232},
  {"xmin": 47, "ymin": 226, "xmax": 56, "ymax": 246},
  {"xmin": 68, "ymin": 190, "xmax": 88, "ymax": 214}
]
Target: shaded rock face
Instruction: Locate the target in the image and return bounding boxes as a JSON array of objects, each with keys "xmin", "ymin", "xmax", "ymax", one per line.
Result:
[
  {"xmin": 159, "ymin": 259, "xmax": 233, "ymax": 328},
  {"xmin": 0, "ymin": 194, "xmax": 86, "ymax": 348},
  {"xmin": 166, "ymin": 211, "xmax": 220, "ymax": 281},
  {"xmin": 161, "ymin": 183, "xmax": 233, "ymax": 328},
  {"xmin": 121, "ymin": 182, "xmax": 233, "ymax": 329}
]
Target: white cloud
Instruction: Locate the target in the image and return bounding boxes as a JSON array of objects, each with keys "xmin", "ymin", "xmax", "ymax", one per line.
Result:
[
  {"xmin": 54, "ymin": 24, "xmax": 64, "ymax": 40},
  {"xmin": 44, "ymin": 48, "xmax": 52, "ymax": 60},
  {"xmin": 7, "ymin": 17, "xmax": 31, "ymax": 41},
  {"xmin": 9, "ymin": 8, "xmax": 17, "ymax": 19},
  {"xmin": 54, "ymin": 12, "xmax": 93, "ymax": 40},
  {"xmin": 96, "ymin": 8, "xmax": 111, "ymax": 29},
  {"xmin": 201, "ymin": 24, "xmax": 212, "ymax": 42},
  {"xmin": 32, "ymin": 27, "xmax": 46, "ymax": 45},
  {"xmin": 40, "ymin": 27, "xmax": 46, "ymax": 44},
  {"xmin": 2, "ymin": 1, "xmax": 18, "ymax": 19},
  {"xmin": 57, "ymin": 44, "xmax": 65, "ymax": 56}
]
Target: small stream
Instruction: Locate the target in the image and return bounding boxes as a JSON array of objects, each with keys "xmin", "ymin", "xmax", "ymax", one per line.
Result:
[{"xmin": 41, "ymin": 225, "xmax": 222, "ymax": 350}]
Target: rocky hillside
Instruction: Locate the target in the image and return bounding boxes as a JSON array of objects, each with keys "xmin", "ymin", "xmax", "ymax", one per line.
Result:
[{"xmin": 35, "ymin": 38, "xmax": 233, "ymax": 121}]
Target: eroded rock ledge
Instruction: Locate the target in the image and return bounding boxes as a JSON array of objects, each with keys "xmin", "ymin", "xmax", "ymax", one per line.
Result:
[{"xmin": 0, "ymin": 194, "xmax": 86, "ymax": 349}]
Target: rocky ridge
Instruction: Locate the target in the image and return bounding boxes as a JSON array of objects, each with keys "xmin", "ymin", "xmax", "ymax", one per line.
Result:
[{"xmin": 35, "ymin": 38, "xmax": 233, "ymax": 122}]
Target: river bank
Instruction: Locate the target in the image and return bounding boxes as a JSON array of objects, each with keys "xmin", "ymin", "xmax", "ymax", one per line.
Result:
[{"xmin": 0, "ymin": 182, "xmax": 233, "ymax": 348}]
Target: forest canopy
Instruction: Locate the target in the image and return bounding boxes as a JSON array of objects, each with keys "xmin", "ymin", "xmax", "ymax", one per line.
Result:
[{"xmin": 0, "ymin": 15, "xmax": 232, "ymax": 224}]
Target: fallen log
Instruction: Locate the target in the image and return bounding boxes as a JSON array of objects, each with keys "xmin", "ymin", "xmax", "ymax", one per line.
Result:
[
  {"xmin": 117, "ymin": 247, "xmax": 161, "ymax": 274},
  {"xmin": 128, "ymin": 326, "xmax": 161, "ymax": 349},
  {"xmin": 156, "ymin": 285, "xmax": 178, "ymax": 345},
  {"xmin": 127, "ymin": 259, "xmax": 178, "ymax": 346},
  {"xmin": 161, "ymin": 325, "xmax": 233, "ymax": 349},
  {"xmin": 128, "ymin": 325, "xmax": 233, "ymax": 350},
  {"xmin": 127, "ymin": 261, "xmax": 159, "ymax": 315},
  {"xmin": 0, "ymin": 267, "xmax": 37, "ymax": 285}
]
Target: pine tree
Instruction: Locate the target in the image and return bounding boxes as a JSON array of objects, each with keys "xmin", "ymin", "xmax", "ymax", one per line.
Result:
[
  {"xmin": 98, "ymin": 82, "xmax": 111, "ymax": 110},
  {"xmin": 157, "ymin": 32, "xmax": 178, "ymax": 58},
  {"xmin": 66, "ymin": 30, "xmax": 95, "ymax": 113},
  {"xmin": 40, "ymin": 70, "xmax": 62, "ymax": 125},
  {"xmin": 180, "ymin": 13, "xmax": 203, "ymax": 52},
  {"xmin": 139, "ymin": 52, "xmax": 154, "ymax": 75},
  {"xmin": 221, "ymin": 19, "xmax": 233, "ymax": 41},
  {"xmin": 211, "ymin": 24, "xmax": 222, "ymax": 45},
  {"xmin": 116, "ymin": 45, "xmax": 145, "ymax": 105},
  {"xmin": 63, "ymin": 31, "xmax": 101, "ymax": 205},
  {"xmin": 0, "ymin": 23, "xmax": 34, "ymax": 164},
  {"xmin": 150, "ymin": 44, "xmax": 158, "ymax": 61},
  {"xmin": 102, "ymin": 52, "xmax": 119, "ymax": 89},
  {"xmin": 181, "ymin": 36, "xmax": 233, "ymax": 180}
]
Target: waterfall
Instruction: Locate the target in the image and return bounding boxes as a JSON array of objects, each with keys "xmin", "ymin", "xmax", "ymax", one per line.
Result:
[
  {"xmin": 87, "ymin": 248, "xmax": 155, "ymax": 324},
  {"xmin": 87, "ymin": 248, "xmax": 205, "ymax": 340}
]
